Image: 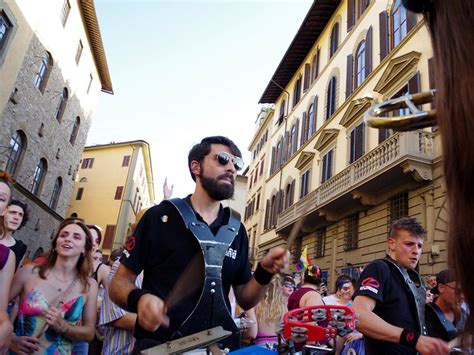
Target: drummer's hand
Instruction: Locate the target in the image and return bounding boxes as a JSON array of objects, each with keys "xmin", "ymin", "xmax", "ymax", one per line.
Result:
[
  {"xmin": 137, "ymin": 294, "xmax": 169, "ymax": 332},
  {"xmin": 260, "ymin": 247, "xmax": 289, "ymax": 274}
]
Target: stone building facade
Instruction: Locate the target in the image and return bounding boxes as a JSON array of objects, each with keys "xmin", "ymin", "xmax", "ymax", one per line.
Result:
[{"xmin": 0, "ymin": 0, "xmax": 113, "ymax": 259}]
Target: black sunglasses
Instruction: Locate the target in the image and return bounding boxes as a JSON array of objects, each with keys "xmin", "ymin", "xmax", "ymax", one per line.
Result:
[{"xmin": 215, "ymin": 152, "xmax": 244, "ymax": 171}]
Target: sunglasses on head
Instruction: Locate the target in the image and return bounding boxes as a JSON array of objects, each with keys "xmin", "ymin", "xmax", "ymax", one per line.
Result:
[
  {"xmin": 215, "ymin": 152, "xmax": 244, "ymax": 171},
  {"xmin": 283, "ymin": 281, "xmax": 295, "ymax": 288}
]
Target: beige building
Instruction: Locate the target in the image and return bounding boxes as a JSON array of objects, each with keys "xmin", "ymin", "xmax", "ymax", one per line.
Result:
[
  {"xmin": 0, "ymin": 0, "xmax": 112, "ymax": 257},
  {"xmin": 245, "ymin": 0, "xmax": 445, "ymax": 287},
  {"xmin": 67, "ymin": 140, "xmax": 155, "ymax": 258}
]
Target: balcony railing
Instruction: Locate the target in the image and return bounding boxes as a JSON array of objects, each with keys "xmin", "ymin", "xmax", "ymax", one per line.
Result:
[{"xmin": 277, "ymin": 131, "xmax": 436, "ymax": 229}]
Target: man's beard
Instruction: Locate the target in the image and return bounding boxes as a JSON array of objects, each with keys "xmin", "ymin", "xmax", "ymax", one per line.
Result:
[{"xmin": 199, "ymin": 169, "xmax": 235, "ymax": 201}]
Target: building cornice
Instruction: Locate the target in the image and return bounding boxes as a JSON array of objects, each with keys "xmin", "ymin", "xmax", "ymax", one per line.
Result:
[{"xmin": 78, "ymin": 0, "xmax": 113, "ymax": 94}]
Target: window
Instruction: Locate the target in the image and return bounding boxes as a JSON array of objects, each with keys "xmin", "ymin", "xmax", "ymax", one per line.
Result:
[
  {"xmin": 308, "ymin": 102, "xmax": 316, "ymax": 137},
  {"xmin": 321, "ymin": 149, "xmax": 334, "ymax": 183},
  {"xmin": 0, "ymin": 10, "xmax": 13, "ymax": 56},
  {"xmin": 315, "ymin": 228, "xmax": 326, "ymax": 258},
  {"xmin": 49, "ymin": 177, "xmax": 62, "ymax": 210},
  {"xmin": 326, "ymin": 76, "xmax": 337, "ymax": 119},
  {"xmin": 259, "ymin": 157, "xmax": 265, "ymax": 176},
  {"xmin": 115, "ymin": 186, "xmax": 124, "ymax": 200},
  {"xmin": 347, "ymin": 0, "xmax": 370, "ymax": 31},
  {"xmin": 349, "ymin": 122, "xmax": 365, "ymax": 163},
  {"xmin": 34, "ymin": 52, "xmax": 53, "ymax": 93},
  {"xmin": 389, "ymin": 192, "xmax": 408, "ymax": 226},
  {"xmin": 278, "ymin": 100, "xmax": 285, "ymax": 125},
  {"xmin": 355, "ymin": 41, "xmax": 366, "ymax": 87},
  {"xmin": 55, "ymin": 88, "xmax": 68, "ymax": 122},
  {"xmin": 61, "ymin": 0, "xmax": 71, "ymax": 26},
  {"xmin": 284, "ymin": 181, "xmax": 295, "ymax": 209},
  {"xmin": 300, "ymin": 169, "xmax": 311, "ymax": 198},
  {"xmin": 5, "ymin": 131, "xmax": 26, "ymax": 176},
  {"xmin": 293, "ymin": 76, "xmax": 302, "ymax": 108},
  {"xmin": 31, "ymin": 158, "xmax": 47, "ymax": 196},
  {"xmin": 290, "ymin": 124, "xmax": 298, "ymax": 156},
  {"xmin": 81, "ymin": 158, "xmax": 94, "ymax": 169},
  {"xmin": 345, "ymin": 213, "xmax": 359, "ymax": 251},
  {"xmin": 329, "ymin": 23, "xmax": 339, "ymax": 58},
  {"xmin": 75, "ymin": 40, "xmax": 83, "ymax": 64},
  {"xmin": 87, "ymin": 74, "xmax": 93, "ymax": 93},
  {"xmin": 392, "ymin": 0, "xmax": 407, "ymax": 48},
  {"xmin": 69, "ymin": 116, "xmax": 80, "ymax": 145},
  {"xmin": 122, "ymin": 155, "xmax": 131, "ymax": 167},
  {"xmin": 312, "ymin": 48, "xmax": 320, "ymax": 82}
]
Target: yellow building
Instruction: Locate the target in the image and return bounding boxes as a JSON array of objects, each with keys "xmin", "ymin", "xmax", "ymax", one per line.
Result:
[
  {"xmin": 67, "ymin": 140, "xmax": 155, "ymax": 258},
  {"xmin": 245, "ymin": 0, "xmax": 445, "ymax": 287}
]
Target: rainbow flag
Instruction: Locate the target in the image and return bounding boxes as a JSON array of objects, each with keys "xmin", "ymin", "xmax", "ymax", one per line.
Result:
[{"xmin": 296, "ymin": 246, "xmax": 311, "ymax": 270}]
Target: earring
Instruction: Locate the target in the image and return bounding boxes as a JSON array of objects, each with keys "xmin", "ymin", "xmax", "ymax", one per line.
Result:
[{"xmin": 80, "ymin": 252, "xmax": 85, "ymax": 257}]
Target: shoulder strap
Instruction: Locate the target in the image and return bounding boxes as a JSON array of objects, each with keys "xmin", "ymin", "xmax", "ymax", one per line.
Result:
[
  {"xmin": 427, "ymin": 303, "xmax": 458, "ymax": 339},
  {"xmin": 0, "ymin": 244, "xmax": 9, "ymax": 270},
  {"xmin": 168, "ymin": 198, "xmax": 198, "ymax": 228}
]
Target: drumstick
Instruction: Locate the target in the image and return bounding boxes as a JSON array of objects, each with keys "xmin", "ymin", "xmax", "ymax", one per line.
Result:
[{"xmin": 164, "ymin": 252, "xmax": 204, "ymax": 311}]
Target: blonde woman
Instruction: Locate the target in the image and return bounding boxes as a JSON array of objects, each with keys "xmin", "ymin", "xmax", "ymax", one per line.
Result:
[{"xmin": 254, "ymin": 276, "xmax": 287, "ymax": 349}]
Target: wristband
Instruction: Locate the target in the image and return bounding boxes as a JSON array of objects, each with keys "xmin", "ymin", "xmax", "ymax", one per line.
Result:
[
  {"xmin": 399, "ymin": 329, "xmax": 420, "ymax": 348},
  {"xmin": 254, "ymin": 263, "xmax": 274, "ymax": 285},
  {"xmin": 127, "ymin": 288, "xmax": 151, "ymax": 313}
]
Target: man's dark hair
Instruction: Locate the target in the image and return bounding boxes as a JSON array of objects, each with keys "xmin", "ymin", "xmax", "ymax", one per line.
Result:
[
  {"xmin": 9, "ymin": 199, "xmax": 29, "ymax": 228},
  {"xmin": 187, "ymin": 136, "xmax": 242, "ymax": 181},
  {"xmin": 388, "ymin": 217, "xmax": 426, "ymax": 240}
]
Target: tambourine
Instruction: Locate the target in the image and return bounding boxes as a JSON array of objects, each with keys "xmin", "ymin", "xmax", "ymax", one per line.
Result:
[{"xmin": 282, "ymin": 305, "xmax": 356, "ymax": 343}]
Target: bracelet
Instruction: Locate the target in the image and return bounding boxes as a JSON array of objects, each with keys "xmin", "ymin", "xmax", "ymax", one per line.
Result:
[
  {"xmin": 399, "ymin": 329, "xmax": 420, "ymax": 348},
  {"xmin": 127, "ymin": 288, "xmax": 150, "ymax": 313},
  {"xmin": 254, "ymin": 263, "xmax": 274, "ymax": 285}
]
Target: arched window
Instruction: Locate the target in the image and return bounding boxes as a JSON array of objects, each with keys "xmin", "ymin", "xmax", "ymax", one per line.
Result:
[
  {"xmin": 355, "ymin": 41, "xmax": 366, "ymax": 87},
  {"xmin": 49, "ymin": 177, "xmax": 62, "ymax": 210},
  {"xmin": 31, "ymin": 158, "xmax": 48, "ymax": 196},
  {"xmin": 34, "ymin": 52, "xmax": 53, "ymax": 93},
  {"xmin": 391, "ymin": 0, "xmax": 408, "ymax": 47},
  {"xmin": 55, "ymin": 88, "xmax": 68, "ymax": 122},
  {"xmin": 5, "ymin": 130, "xmax": 26, "ymax": 176},
  {"xmin": 329, "ymin": 23, "xmax": 339, "ymax": 58},
  {"xmin": 69, "ymin": 116, "xmax": 80, "ymax": 145},
  {"xmin": 326, "ymin": 76, "xmax": 337, "ymax": 119}
]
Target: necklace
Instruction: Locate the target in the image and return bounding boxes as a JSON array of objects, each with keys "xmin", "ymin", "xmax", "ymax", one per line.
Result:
[{"xmin": 51, "ymin": 271, "xmax": 75, "ymax": 292}]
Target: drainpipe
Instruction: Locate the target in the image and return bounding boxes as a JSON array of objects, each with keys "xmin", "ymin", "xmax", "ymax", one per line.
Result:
[{"xmin": 270, "ymin": 79, "xmax": 291, "ymax": 225}]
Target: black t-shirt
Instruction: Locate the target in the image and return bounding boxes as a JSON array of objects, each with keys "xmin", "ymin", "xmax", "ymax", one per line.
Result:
[
  {"xmin": 10, "ymin": 238, "xmax": 26, "ymax": 270},
  {"xmin": 353, "ymin": 259, "xmax": 420, "ymax": 355},
  {"xmin": 425, "ymin": 302, "xmax": 458, "ymax": 341},
  {"xmin": 120, "ymin": 196, "xmax": 252, "ymax": 343}
]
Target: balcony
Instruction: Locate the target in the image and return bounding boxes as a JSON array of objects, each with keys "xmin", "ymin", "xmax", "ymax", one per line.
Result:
[{"xmin": 277, "ymin": 131, "xmax": 437, "ymax": 233}]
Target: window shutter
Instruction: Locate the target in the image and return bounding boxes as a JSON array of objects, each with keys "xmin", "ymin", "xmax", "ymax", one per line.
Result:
[
  {"xmin": 328, "ymin": 149, "xmax": 333, "ymax": 180},
  {"xmin": 408, "ymin": 72, "xmax": 420, "ymax": 94},
  {"xmin": 407, "ymin": 9, "xmax": 417, "ymax": 32},
  {"xmin": 314, "ymin": 48, "xmax": 320, "ymax": 80},
  {"xmin": 347, "ymin": 0, "xmax": 355, "ymax": 32},
  {"xmin": 365, "ymin": 26, "xmax": 373, "ymax": 77},
  {"xmin": 428, "ymin": 57, "xmax": 435, "ymax": 90},
  {"xmin": 301, "ymin": 112, "xmax": 307, "ymax": 146},
  {"xmin": 304, "ymin": 63, "xmax": 311, "ymax": 91},
  {"xmin": 294, "ymin": 118, "xmax": 300, "ymax": 152},
  {"xmin": 312, "ymin": 95, "xmax": 318, "ymax": 135},
  {"xmin": 283, "ymin": 132, "xmax": 289, "ymax": 163},
  {"xmin": 379, "ymin": 11, "xmax": 389, "ymax": 60},
  {"xmin": 346, "ymin": 54, "xmax": 354, "ymax": 99},
  {"xmin": 350, "ymin": 129, "xmax": 356, "ymax": 163},
  {"xmin": 356, "ymin": 123, "xmax": 365, "ymax": 160},
  {"xmin": 271, "ymin": 147, "xmax": 276, "ymax": 173},
  {"xmin": 290, "ymin": 180, "xmax": 295, "ymax": 206},
  {"xmin": 264, "ymin": 200, "xmax": 270, "ymax": 230},
  {"xmin": 428, "ymin": 57, "xmax": 435, "ymax": 109}
]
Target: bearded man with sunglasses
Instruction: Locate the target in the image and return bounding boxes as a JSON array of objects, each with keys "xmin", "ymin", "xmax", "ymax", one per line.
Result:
[{"xmin": 110, "ymin": 136, "xmax": 288, "ymax": 353}]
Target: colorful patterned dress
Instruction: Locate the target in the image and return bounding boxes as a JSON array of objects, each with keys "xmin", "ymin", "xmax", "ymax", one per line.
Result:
[{"xmin": 14, "ymin": 289, "xmax": 84, "ymax": 354}]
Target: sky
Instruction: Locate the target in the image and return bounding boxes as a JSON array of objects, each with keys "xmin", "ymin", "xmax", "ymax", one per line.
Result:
[{"xmin": 88, "ymin": 0, "xmax": 313, "ymax": 202}]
